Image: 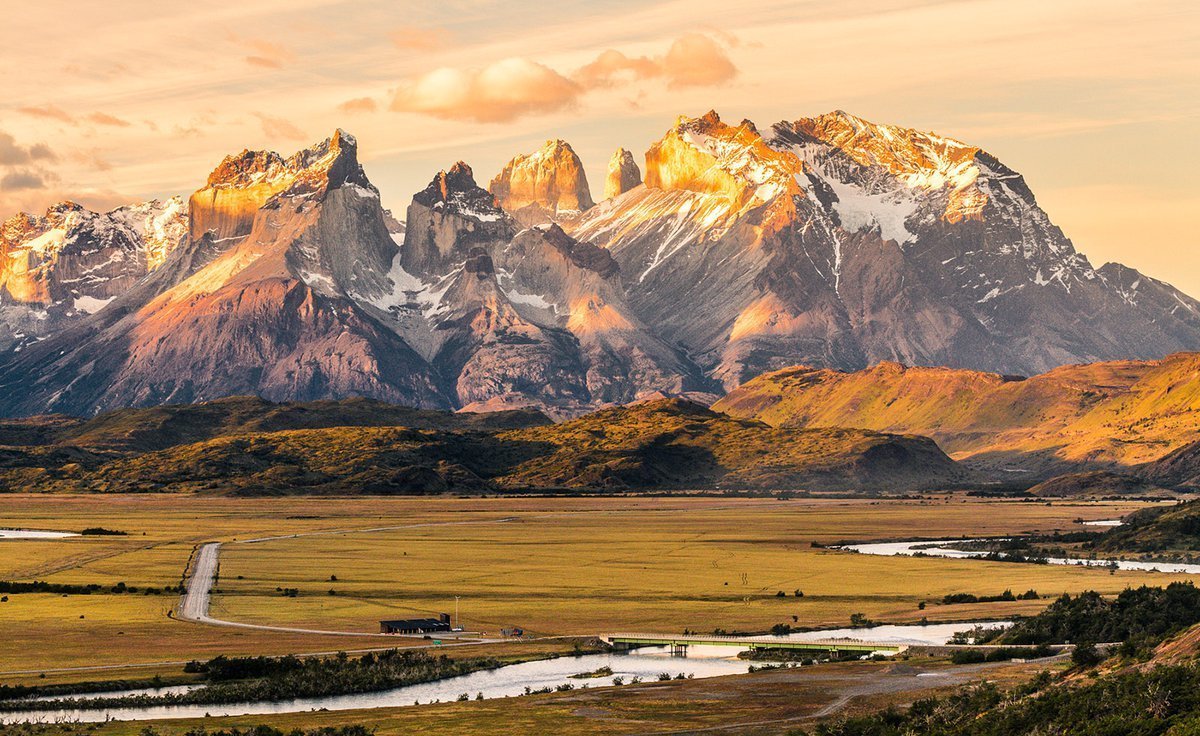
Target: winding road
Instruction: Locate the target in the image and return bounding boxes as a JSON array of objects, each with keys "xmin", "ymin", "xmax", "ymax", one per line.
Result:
[{"xmin": 176, "ymin": 518, "xmax": 518, "ymax": 640}]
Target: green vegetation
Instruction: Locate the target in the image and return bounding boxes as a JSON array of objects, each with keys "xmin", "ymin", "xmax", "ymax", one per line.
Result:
[
  {"xmin": 0, "ymin": 651, "xmax": 505, "ymax": 712},
  {"xmin": 0, "ymin": 580, "xmax": 178, "ymax": 595},
  {"xmin": 997, "ymin": 582, "xmax": 1200, "ymax": 646},
  {"xmin": 947, "ymin": 645, "xmax": 1052, "ymax": 664},
  {"xmin": 1093, "ymin": 499, "xmax": 1200, "ymax": 556},
  {"xmin": 0, "ymin": 398, "xmax": 962, "ymax": 494},
  {"xmin": 568, "ymin": 665, "xmax": 613, "ymax": 679},
  {"xmin": 804, "ymin": 664, "xmax": 1200, "ymax": 735},
  {"xmin": 941, "ymin": 590, "xmax": 1039, "ymax": 605}
]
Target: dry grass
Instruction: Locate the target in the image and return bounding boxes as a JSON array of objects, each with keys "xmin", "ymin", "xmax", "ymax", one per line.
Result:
[{"xmin": 0, "ymin": 494, "xmax": 1181, "ymax": 677}]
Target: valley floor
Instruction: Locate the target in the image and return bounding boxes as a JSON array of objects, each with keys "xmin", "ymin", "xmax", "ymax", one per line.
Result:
[{"xmin": 0, "ymin": 493, "xmax": 1189, "ymax": 732}]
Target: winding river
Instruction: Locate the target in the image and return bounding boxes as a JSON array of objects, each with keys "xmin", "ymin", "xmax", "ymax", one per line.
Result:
[
  {"xmin": 0, "ymin": 529, "xmax": 79, "ymax": 539},
  {"xmin": 840, "ymin": 539, "xmax": 1200, "ymax": 574},
  {"xmin": 0, "ymin": 621, "xmax": 1003, "ymax": 724}
]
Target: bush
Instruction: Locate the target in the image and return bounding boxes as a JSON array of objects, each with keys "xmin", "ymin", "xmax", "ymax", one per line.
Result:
[{"xmin": 1071, "ymin": 642, "xmax": 1102, "ymax": 668}]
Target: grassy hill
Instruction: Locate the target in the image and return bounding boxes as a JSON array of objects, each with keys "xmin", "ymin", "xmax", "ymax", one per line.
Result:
[
  {"xmin": 713, "ymin": 353, "xmax": 1200, "ymax": 476},
  {"xmin": 0, "ymin": 397, "xmax": 964, "ymax": 494},
  {"xmin": 1091, "ymin": 500, "xmax": 1200, "ymax": 555}
]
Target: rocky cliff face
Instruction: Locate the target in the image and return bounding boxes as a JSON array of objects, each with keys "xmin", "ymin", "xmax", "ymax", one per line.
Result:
[
  {"xmin": 0, "ymin": 131, "xmax": 446, "ymax": 416},
  {"xmin": 489, "ymin": 139, "xmax": 594, "ymax": 226},
  {"xmin": 400, "ymin": 162, "xmax": 515, "ymax": 276},
  {"xmin": 2, "ymin": 112, "xmax": 1200, "ymax": 420},
  {"xmin": 571, "ymin": 110, "xmax": 1200, "ymax": 386},
  {"xmin": 0, "ymin": 198, "xmax": 187, "ymax": 351},
  {"xmin": 604, "ymin": 147, "xmax": 642, "ymax": 199},
  {"xmin": 363, "ymin": 162, "xmax": 709, "ymax": 413}
]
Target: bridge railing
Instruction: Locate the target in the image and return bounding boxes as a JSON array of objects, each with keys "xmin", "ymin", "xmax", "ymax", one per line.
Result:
[{"xmin": 602, "ymin": 632, "xmax": 904, "ymax": 649}]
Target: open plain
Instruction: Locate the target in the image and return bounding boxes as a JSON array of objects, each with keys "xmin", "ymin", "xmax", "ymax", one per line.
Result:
[{"xmin": 1, "ymin": 494, "xmax": 1187, "ymax": 677}]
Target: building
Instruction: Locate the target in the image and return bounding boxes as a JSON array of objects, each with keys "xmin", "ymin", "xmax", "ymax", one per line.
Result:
[{"xmin": 379, "ymin": 613, "xmax": 452, "ymax": 634}]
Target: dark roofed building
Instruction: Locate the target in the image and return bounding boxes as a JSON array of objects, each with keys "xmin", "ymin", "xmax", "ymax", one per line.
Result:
[{"xmin": 379, "ymin": 613, "xmax": 451, "ymax": 634}]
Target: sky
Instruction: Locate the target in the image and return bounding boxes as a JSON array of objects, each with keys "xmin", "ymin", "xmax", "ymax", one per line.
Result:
[{"xmin": 2, "ymin": 0, "xmax": 1198, "ymax": 291}]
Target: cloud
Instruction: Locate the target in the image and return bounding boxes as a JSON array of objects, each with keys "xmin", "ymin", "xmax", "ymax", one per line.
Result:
[
  {"xmin": 660, "ymin": 33, "xmax": 738, "ymax": 88},
  {"xmin": 254, "ymin": 113, "xmax": 307, "ymax": 141},
  {"xmin": 85, "ymin": 112, "xmax": 133, "ymax": 128},
  {"xmin": 69, "ymin": 149, "xmax": 113, "ymax": 172},
  {"xmin": 390, "ymin": 25, "xmax": 451, "ymax": 52},
  {"xmin": 574, "ymin": 33, "xmax": 738, "ymax": 90},
  {"xmin": 573, "ymin": 49, "xmax": 661, "ymax": 88},
  {"xmin": 391, "ymin": 58, "xmax": 582, "ymax": 123},
  {"xmin": 1, "ymin": 169, "xmax": 54, "ymax": 191},
  {"xmin": 17, "ymin": 104, "xmax": 74, "ymax": 123},
  {"xmin": 16, "ymin": 106, "xmax": 138, "ymax": 129},
  {"xmin": 389, "ymin": 34, "xmax": 737, "ymax": 123},
  {"xmin": 338, "ymin": 97, "xmax": 379, "ymax": 114},
  {"xmin": 230, "ymin": 36, "xmax": 294, "ymax": 70},
  {"xmin": 0, "ymin": 133, "xmax": 57, "ymax": 165}
]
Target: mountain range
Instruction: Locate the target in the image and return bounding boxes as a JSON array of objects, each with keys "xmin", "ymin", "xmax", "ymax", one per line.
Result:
[{"xmin": 2, "ymin": 110, "xmax": 1199, "ymax": 419}]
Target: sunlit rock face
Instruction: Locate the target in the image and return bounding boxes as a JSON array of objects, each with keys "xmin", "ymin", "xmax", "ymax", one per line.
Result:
[
  {"xmin": 4, "ymin": 111, "xmax": 1200, "ymax": 418},
  {"xmin": 494, "ymin": 224, "xmax": 708, "ymax": 405},
  {"xmin": 0, "ymin": 198, "xmax": 188, "ymax": 350},
  {"xmin": 571, "ymin": 110, "xmax": 1200, "ymax": 387},
  {"xmin": 0, "ymin": 130, "xmax": 449, "ymax": 416},
  {"xmin": 188, "ymin": 151, "xmax": 291, "ymax": 242},
  {"xmin": 604, "ymin": 148, "xmax": 642, "ymax": 200},
  {"xmin": 489, "ymin": 139, "xmax": 594, "ymax": 226}
]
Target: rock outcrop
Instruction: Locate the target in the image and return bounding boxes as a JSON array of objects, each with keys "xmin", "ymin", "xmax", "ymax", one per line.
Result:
[
  {"xmin": 0, "ymin": 198, "xmax": 187, "ymax": 350},
  {"xmin": 571, "ymin": 110, "xmax": 1200, "ymax": 387},
  {"xmin": 489, "ymin": 139, "xmax": 594, "ymax": 226},
  {"xmin": 604, "ymin": 147, "xmax": 642, "ymax": 199},
  {"xmin": 4, "ymin": 111, "xmax": 1200, "ymax": 421},
  {"xmin": 0, "ymin": 131, "xmax": 447, "ymax": 416}
]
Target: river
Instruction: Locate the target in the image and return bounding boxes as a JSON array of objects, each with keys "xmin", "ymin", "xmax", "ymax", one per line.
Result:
[
  {"xmin": 0, "ymin": 529, "xmax": 79, "ymax": 539},
  {"xmin": 840, "ymin": 539, "xmax": 1200, "ymax": 574},
  {"xmin": 0, "ymin": 620, "xmax": 1002, "ymax": 724}
]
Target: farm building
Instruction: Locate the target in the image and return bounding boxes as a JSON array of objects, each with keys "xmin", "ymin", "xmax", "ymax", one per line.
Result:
[{"xmin": 379, "ymin": 613, "xmax": 452, "ymax": 634}]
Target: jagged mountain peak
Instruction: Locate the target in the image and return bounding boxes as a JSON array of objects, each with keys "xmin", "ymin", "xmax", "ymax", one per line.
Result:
[
  {"xmin": 412, "ymin": 161, "xmax": 508, "ymax": 225},
  {"xmin": 646, "ymin": 110, "xmax": 803, "ymax": 209},
  {"xmin": 604, "ymin": 147, "xmax": 642, "ymax": 199},
  {"xmin": 275, "ymin": 128, "xmax": 374, "ymax": 200},
  {"xmin": 202, "ymin": 130, "xmax": 370, "ymax": 195},
  {"xmin": 489, "ymin": 138, "xmax": 594, "ymax": 225},
  {"xmin": 190, "ymin": 130, "xmax": 374, "ymax": 242},
  {"xmin": 781, "ymin": 111, "xmax": 980, "ymax": 184}
]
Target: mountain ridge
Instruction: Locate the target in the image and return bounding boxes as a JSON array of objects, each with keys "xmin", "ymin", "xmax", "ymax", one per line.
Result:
[{"xmin": 1, "ymin": 110, "xmax": 1198, "ymax": 419}]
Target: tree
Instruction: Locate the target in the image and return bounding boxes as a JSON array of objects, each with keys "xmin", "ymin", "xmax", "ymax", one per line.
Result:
[{"xmin": 1072, "ymin": 641, "xmax": 1102, "ymax": 668}]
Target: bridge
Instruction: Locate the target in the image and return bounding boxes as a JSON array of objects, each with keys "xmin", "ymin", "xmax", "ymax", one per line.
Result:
[{"xmin": 601, "ymin": 633, "xmax": 908, "ymax": 656}]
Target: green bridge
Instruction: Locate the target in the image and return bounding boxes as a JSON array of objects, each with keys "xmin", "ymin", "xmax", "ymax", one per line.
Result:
[{"xmin": 601, "ymin": 633, "xmax": 907, "ymax": 656}]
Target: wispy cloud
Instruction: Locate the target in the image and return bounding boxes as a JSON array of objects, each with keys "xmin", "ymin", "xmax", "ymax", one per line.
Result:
[
  {"xmin": 17, "ymin": 104, "xmax": 74, "ymax": 123},
  {"xmin": 0, "ymin": 169, "xmax": 55, "ymax": 191},
  {"xmin": 254, "ymin": 113, "xmax": 307, "ymax": 141},
  {"xmin": 338, "ymin": 97, "xmax": 379, "ymax": 114},
  {"xmin": 390, "ymin": 25, "xmax": 452, "ymax": 52},
  {"xmin": 85, "ymin": 112, "xmax": 134, "ymax": 128},
  {"xmin": 0, "ymin": 132, "xmax": 57, "ymax": 165},
  {"xmin": 231, "ymin": 35, "xmax": 295, "ymax": 70}
]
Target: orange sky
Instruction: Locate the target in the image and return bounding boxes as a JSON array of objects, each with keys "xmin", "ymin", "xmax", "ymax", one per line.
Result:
[{"xmin": 3, "ymin": 0, "xmax": 1198, "ymax": 292}]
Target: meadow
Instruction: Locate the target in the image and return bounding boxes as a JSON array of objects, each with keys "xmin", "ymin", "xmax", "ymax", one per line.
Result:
[{"xmin": 1, "ymin": 494, "xmax": 1188, "ymax": 680}]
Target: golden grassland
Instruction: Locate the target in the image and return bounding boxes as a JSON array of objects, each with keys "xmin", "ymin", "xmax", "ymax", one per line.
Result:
[{"xmin": 0, "ymin": 494, "xmax": 1189, "ymax": 679}]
